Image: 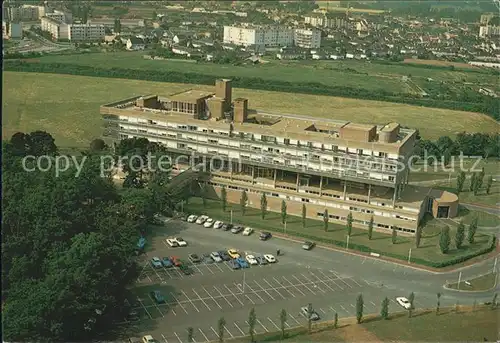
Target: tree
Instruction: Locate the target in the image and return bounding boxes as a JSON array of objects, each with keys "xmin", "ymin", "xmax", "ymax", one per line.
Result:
[
  {"xmin": 408, "ymin": 292, "xmax": 415, "ymax": 318},
  {"xmin": 456, "ymin": 171, "xmax": 466, "ymax": 194},
  {"xmin": 486, "ymin": 175, "xmax": 493, "ymax": 195},
  {"xmin": 302, "ymin": 204, "xmax": 306, "ymax": 228},
  {"xmin": 367, "ymin": 216, "xmax": 374, "ymax": 240},
  {"xmin": 392, "ymin": 228, "xmax": 397, "ymax": 244},
  {"xmin": 468, "ymin": 216, "xmax": 478, "ymax": 244},
  {"xmin": 279, "ymin": 309, "xmax": 287, "ymax": 340},
  {"xmin": 356, "ymin": 294, "xmax": 364, "ymax": 324},
  {"xmin": 455, "ymin": 221, "xmax": 465, "ymax": 249},
  {"xmin": 346, "ymin": 212, "xmax": 353, "ymax": 236},
  {"xmin": 220, "ymin": 186, "xmax": 227, "ymax": 212},
  {"xmin": 201, "ymin": 183, "xmax": 207, "ymax": 208},
  {"xmin": 333, "ymin": 312, "xmax": 338, "ymax": 328},
  {"xmin": 492, "ymin": 293, "xmax": 498, "ymax": 309},
  {"xmin": 260, "ymin": 193, "xmax": 267, "ymax": 219},
  {"xmin": 27, "ymin": 130, "xmax": 58, "ymax": 156},
  {"xmin": 380, "ymin": 297, "xmax": 389, "ymax": 320},
  {"xmin": 89, "ymin": 138, "xmax": 105, "ymax": 152},
  {"xmin": 217, "ymin": 317, "xmax": 226, "ymax": 343},
  {"xmin": 476, "ymin": 167, "xmax": 485, "ymax": 190},
  {"xmin": 281, "ymin": 200, "xmax": 287, "ymax": 224},
  {"xmin": 240, "ymin": 190, "xmax": 247, "ymax": 215},
  {"xmin": 187, "ymin": 327, "xmax": 194, "ymax": 343},
  {"xmin": 469, "ymin": 173, "xmax": 476, "ymax": 191},
  {"xmin": 439, "ymin": 227, "xmax": 451, "ymax": 254},
  {"xmin": 415, "ymin": 226, "xmax": 422, "ymax": 248},
  {"xmin": 248, "ymin": 308, "xmax": 256, "ymax": 342},
  {"xmin": 323, "ymin": 209, "xmax": 329, "ymax": 232},
  {"xmin": 307, "ymin": 303, "xmax": 313, "ymax": 334},
  {"xmin": 436, "ymin": 292, "xmax": 441, "ymax": 315},
  {"xmin": 473, "ymin": 176, "xmax": 481, "ymax": 195},
  {"xmin": 152, "ymin": 10, "xmax": 158, "ymax": 20}
]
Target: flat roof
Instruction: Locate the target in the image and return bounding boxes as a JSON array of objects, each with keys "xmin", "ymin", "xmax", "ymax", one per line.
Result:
[
  {"xmin": 341, "ymin": 122, "xmax": 376, "ymax": 131},
  {"xmin": 169, "ymin": 90, "xmax": 215, "ymax": 103}
]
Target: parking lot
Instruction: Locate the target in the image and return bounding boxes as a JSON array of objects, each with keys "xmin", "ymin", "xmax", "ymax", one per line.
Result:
[{"xmin": 128, "ymin": 218, "xmax": 475, "ymax": 343}]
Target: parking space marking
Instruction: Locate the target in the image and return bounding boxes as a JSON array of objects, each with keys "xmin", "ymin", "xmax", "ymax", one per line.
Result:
[
  {"xmin": 204, "ymin": 264, "xmax": 216, "ymax": 274},
  {"xmin": 210, "ymin": 327, "xmax": 219, "ymax": 340},
  {"xmin": 268, "ymin": 317, "xmax": 280, "ymax": 330},
  {"xmin": 350, "ymin": 303, "xmax": 355, "ymax": 308},
  {"xmin": 319, "ymin": 308, "xmax": 326, "ymax": 314},
  {"xmin": 273, "ymin": 276, "xmax": 297, "ymax": 297},
  {"xmin": 282, "ymin": 276, "xmax": 306, "ymax": 296},
  {"xmin": 316, "ymin": 269, "xmax": 344, "ymax": 290},
  {"xmin": 339, "ymin": 304, "xmax": 350, "ymax": 315},
  {"xmin": 254, "ymin": 280, "xmax": 276, "ymax": 301},
  {"xmin": 348, "ymin": 277, "xmax": 363, "ymax": 287},
  {"xmin": 224, "ymin": 326, "xmax": 234, "ymax": 338},
  {"xmin": 236, "ymin": 282, "xmax": 257, "ymax": 305},
  {"xmin": 162, "ymin": 333, "xmax": 168, "ymax": 343},
  {"xmin": 152, "ymin": 267, "xmax": 166, "ymax": 282},
  {"xmin": 246, "ymin": 320, "xmax": 260, "ymax": 335},
  {"xmin": 182, "ymin": 290, "xmax": 200, "ymax": 313},
  {"xmin": 234, "ymin": 322, "xmax": 245, "ymax": 336},
  {"xmin": 285, "ymin": 321, "xmax": 291, "ymax": 328},
  {"xmin": 213, "ymin": 263, "xmax": 225, "ymax": 272},
  {"xmin": 137, "ymin": 296, "xmax": 153, "ymax": 319},
  {"xmin": 224, "ymin": 284, "xmax": 245, "ymax": 306},
  {"xmin": 202, "ymin": 286, "xmax": 223, "ymax": 309},
  {"xmin": 256, "ymin": 319, "xmax": 269, "ymax": 332},
  {"xmin": 169, "ymin": 291, "xmax": 189, "ymax": 314},
  {"xmin": 213, "ymin": 286, "xmax": 233, "ymax": 308},
  {"xmin": 305, "ymin": 271, "xmax": 337, "ymax": 292},
  {"xmin": 263, "ymin": 278, "xmax": 287, "ymax": 299},
  {"xmin": 291, "ymin": 274, "xmax": 318, "ymax": 294},
  {"xmin": 330, "ymin": 270, "xmax": 353, "ymax": 289},
  {"xmin": 370, "ymin": 301, "xmax": 376, "ymax": 307},
  {"xmin": 330, "ymin": 306, "xmax": 337, "ymax": 313},
  {"xmin": 224, "ymin": 262, "xmax": 234, "ymax": 271},
  {"xmin": 174, "ymin": 332, "xmax": 182, "ymax": 343},
  {"xmin": 289, "ymin": 313, "xmax": 301, "ymax": 325},
  {"xmin": 245, "ymin": 281, "xmax": 266, "ymax": 303},
  {"xmin": 198, "ymin": 328, "xmax": 209, "ymax": 342},
  {"xmin": 191, "ymin": 264, "xmax": 204, "ymax": 275},
  {"xmin": 192, "ymin": 288, "xmax": 212, "ymax": 311},
  {"xmin": 148, "ymin": 293, "xmax": 166, "ymax": 317}
]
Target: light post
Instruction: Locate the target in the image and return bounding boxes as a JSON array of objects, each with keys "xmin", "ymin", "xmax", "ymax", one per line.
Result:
[
  {"xmin": 284, "ymin": 221, "xmax": 287, "ymax": 235},
  {"xmin": 457, "ymin": 272, "xmax": 462, "ymax": 291},
  {"xmin": 408, "ymin": 248, "xmax": 412, "ymax": 264},
  {"xmin": 242, "ymin": 271, "xmax": 246, "ymax": 294},
  {"xmin": 346, "ymin": 235, "xmax": 350, "ymax": 250},
  {"xmin": 230, "ymin": 209, "xmax": 233, "ymax": 224}
]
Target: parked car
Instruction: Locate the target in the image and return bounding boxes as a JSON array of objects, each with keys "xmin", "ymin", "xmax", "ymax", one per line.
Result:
[
  {"xmin": 228, "ymin": 259, "xmax": 241, "ymax": 270},
  {"xmin": 179, "ymin": 264, "xmax": 193, "ymax": 275},
  {"xmin": 231, "ymin": 225, "xmax": 244, "ymax": 234},
  {"xmin": 255, "ymin": 255, "xmax": 268, "ymax": 265},
  {"xmin": 213, "ymin": 220, "xmax": 224, "ymax": 229},
  {"xmin": 302, "ymin": 241, "xmax": 316, "ymax": 250},
  {"xmin": 187, "ymin": 214, "xmax": 198, "ymax": 223},
  {"xmin": 396, "ymin": 297, "xmax": 412, "ymax": 310},
  {"xmin": 150, "ymin": 291, "xmax": 165, "ymax": 304},
  {"xmin": 263, "ymin": 254, "xmax": 276, "ymax": 263},
  {"xmin": 259, "ymin": 232, "xmax": 272, "ymax": 241},
  {"xmin": 196, "ymin": 215, "xmax": 209, "ymax": 224},
  {"xmin": 162, "ymin": 257, "xmax": 173, "ymax": 268},
  {"xmin": 174, "ymin": 237, "xmax": 187, "ymax": 247},
  {"xmin": 243, "ymin": 227, "xmax": 254, "ymax": 236},
  {"xmin": 235, "ymin": 257, "xmax": 249, "ymax": 268},
  {"xmin": 170, "ymin": 256, "xmax": 182, "ymax": 267},
  {"xmin": 210, "ymin": 251, "xmax": 223, "ymax": 263},
  {"xmin": 246, "ymin": 254, "xmax": 258, "ymax": 265},
  {"xmin": 218, "ymin": 250, "xmax": 231, "ymax": 261},
  {"xmin": 142, "ymin": 335, "xmax": 159, "ymax": 343},
  {"xmin": 204, "ymin": 218, "xmax": 215, "ymax": 228},
  {"xmin": 166, "ymin": 238, "xmax": 179, "ymax": 247},
  {"xmin": 227, "ymin": 249, "xmax": 240, "ymax": 259},
  {"xmin": 202, "ymin": 254, "xmax": 214, "ymax": 264},
  {"xmin": 221, "ymin": 223, "xmax": 233, "ymax": 231},
  {"xmin": 151, "ymin": 257, "xmax": 163, "ymax": 268},
  {"xmin": 188, "ymin": 253, "xmax": 202, "ymax": 263},
  {"xmin": 300, "ymin": 306, "xmax": 320, "ymax": 321}
]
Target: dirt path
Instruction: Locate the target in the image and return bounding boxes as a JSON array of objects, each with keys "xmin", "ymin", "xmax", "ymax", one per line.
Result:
[{"xmin": 338, "ymin": 324, "xmax": 382, "ymax": 343}]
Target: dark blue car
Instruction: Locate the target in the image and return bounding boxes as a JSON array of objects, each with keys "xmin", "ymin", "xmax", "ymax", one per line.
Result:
[
  {"xmin": 235, "ymin": 257, "xmax": 249, "ymax": 268},
  {"xmin": 228, "ymin": 259, "xmax": 241, "ymax": 270}
]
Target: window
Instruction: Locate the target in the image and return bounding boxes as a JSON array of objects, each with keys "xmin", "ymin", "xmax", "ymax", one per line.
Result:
[
  {"xmin": 379, "ymin": 152, "xmax": 387, "ymax": 158},
  {"xmin": 208, "ymin": 139, "xmax": 218, "ymax": 144},
  {"xmin": 284, "ymin": 138, "xmax": 290, "ymax": 145},
  {"xmin": 357, "ymin": 149, "xmax": 363, "ymax": 155}
]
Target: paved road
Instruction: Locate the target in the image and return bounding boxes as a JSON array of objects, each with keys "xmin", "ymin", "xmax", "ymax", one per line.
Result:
[{"xmin": 129, "ymin": 219, "xmax": 499, "ymax": 343}]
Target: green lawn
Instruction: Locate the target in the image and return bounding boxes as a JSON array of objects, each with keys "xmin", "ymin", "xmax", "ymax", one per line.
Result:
[
  {"xmin": 409, "ymin": 159, "xmax": 500, "ymax": 183},
  {"xmin": 446, "ymin": 272, "xmax": 497, "ymax": 291},
  {"xmin": 3, "ymin": 72, "xmax": 499, "ymax": 149},
  {"xmin": 185, "ymin": 198, "xmax": 493, "ymax": 266},
  {"xmin": 455, "ymin": 207, "xmax": 500, "ymax": 227}
]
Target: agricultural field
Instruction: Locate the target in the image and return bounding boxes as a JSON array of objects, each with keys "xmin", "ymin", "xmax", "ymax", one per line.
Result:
[{"xmin": 3, "ymin": 72, "xmax": 499, "ymax": 148}]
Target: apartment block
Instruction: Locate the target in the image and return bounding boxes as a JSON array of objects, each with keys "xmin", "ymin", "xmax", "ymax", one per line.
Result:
[
  {"xmin": 41, "ymin": 16, "xmax": 105, "ymax": 41},
  {"xmin": 294, "ymin": 28, "xmax": 321, "ymax": 48},
  {"xmin": 304, "ymin": 13, "xmax": 347, "ymax": 29},
  {"xmin": 479, "ymin": 25, "xmax": 500, "ymax": 38},
  {"xmin": 223, "ymin": 25, "xmax": 294, "ymax": 47},
  {"xmin": 100, "ymin": 79, "xmax": 459, "ymax": 236},
  {"xmin": 4, "ymin": 5, "xmax": 47, "ymax": 21},
  {"xmin": 2, "ymin": 21, "xmax": 21, "ymax": 39}
]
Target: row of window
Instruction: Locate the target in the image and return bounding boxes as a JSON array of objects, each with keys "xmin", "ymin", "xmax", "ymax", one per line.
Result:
[{"xmin": 315, "ymin": 212, "xmax": 416, "ymax": 233}]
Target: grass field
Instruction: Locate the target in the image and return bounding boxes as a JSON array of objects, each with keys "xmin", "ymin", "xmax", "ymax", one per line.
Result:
[
  {"xmin": 446, "ymin": 272, "xmax": 497, "ymax": 291},
  {"xmin": 3, "ymin": 72, "xmax": 499, "ymax": 148},
  {"xmin": 403, "ymin": 58, "xmax": 477, "ymax": 69},
  {"xmin": 185, "ymin": 198, "xmax": 493, "ymax": 266},
  {"xmin": 231, "ymin": 307, "xmax": 499, "ymax": 342}
]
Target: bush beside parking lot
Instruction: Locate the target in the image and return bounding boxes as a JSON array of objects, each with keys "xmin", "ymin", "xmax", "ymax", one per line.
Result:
[{"xmin": 184, "ymin": 198, "xmax": 496, "ymax": 269}]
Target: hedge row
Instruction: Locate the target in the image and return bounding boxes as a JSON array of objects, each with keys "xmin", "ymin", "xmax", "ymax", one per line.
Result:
[
  {"xmin": 190, "ymin": 207, "xmax": 496, "ymax": 269},
  {"xmin": 4, "ymin": 60, "xmax": 498, "ymax": 120}
]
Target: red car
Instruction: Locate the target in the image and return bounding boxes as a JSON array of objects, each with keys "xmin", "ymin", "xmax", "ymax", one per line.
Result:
[{"xmin": 170, "ymin": 256, "xmax": 182, "ymax": 267}]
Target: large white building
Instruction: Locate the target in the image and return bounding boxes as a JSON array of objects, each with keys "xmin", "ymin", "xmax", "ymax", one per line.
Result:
[
  {"xmin": 2, "ymin": 21, "xmax": 22, "ymax": 39},
  {"xmin": 223, "ymin": 25, "xmax": 294, "ymax": 47},
  {"xmin": 479, "ymin": 25, "xmax": 500, "ymax": 38},
  {"xmin": 4, "ymin": 5, "xmax": 47, "ymax": 21},
  {"xmin": 41, "ymin": 16, "xmax": 105, "ymax": 41},
  {"xmin": 294, "ymin": 28, "xmax": 321, "ymax": 48},
  {"xmin": 304, "ymin": 13, "xmax": 347, "ymax": 29}
]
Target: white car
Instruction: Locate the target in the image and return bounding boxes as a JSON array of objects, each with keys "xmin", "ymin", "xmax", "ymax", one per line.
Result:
[
  {"xmin": 165, "ymin": 238, "xmax": 179, "ymax": 247},
  {"xmin": 187, "ymin": 214, "xmax": 198, "ymax": 223},
  {"xmin": 213, "ymin": 220, "xmax": 223, "ymax": 229},
  {"xmin": 396, "ymin": 297, "xmax": 411, "ymax": 310},
  {"xmin": 174, "ymin": 237, "xmax": 187, "ymax": 247},
  {"xmin": 246, "ymin": 254, "xmax": 258, "ymax": 265},
  {"xmin": 204, "ymin": 218, "xmax": 215, "ymax": 228},
  {"xmin": 142, "ymin": 335, "xmax": 158, "ymax": 343},
  {"xmin": 263, "ymin": 254, "xmax": 276, "ymax": 263},
  {"xmin": 210, "ymin": 252, "xmax": 223, "ymax": 263},
  {"xmin": 196, "ymin": 215, "xmax": 208, "ymax": 224},
  {"xmin": 242, "ymin": 227, "xmax": 254, "ymax": 236}
]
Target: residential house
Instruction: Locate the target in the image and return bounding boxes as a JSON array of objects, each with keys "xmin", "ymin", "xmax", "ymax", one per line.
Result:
[{"xmin": 126, "ymin": 37, "xmax": 146, "ymax": 50}]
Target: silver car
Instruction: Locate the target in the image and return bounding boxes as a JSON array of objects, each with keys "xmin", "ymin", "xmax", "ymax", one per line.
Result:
[
  {"xmin": 210, "ymin": 252, "xmax": 223, "ymax": 263},
  {"xmin": 300, "ymin": 306, "xmax": 320, "ymax": 321}
]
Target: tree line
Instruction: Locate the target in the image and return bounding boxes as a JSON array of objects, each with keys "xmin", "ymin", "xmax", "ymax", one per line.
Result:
[
  {"xmin": 415, "ymin": 132, "xmax": 500, "ymax": 159},
  {"xmin": 4, "ymin": 60, "xmax": 499, "ymax": 121}
]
